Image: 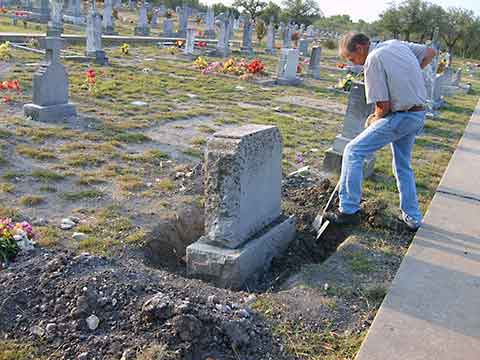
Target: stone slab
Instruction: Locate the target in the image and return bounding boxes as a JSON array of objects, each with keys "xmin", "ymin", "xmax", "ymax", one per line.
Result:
[
  {"xmin": 204, "ymin": 124, "xmax": 282, "ymax": 249},
  {"xmin": 355, "ymin": 192, "xmax": 480, "ymax": 360},
  {"xmin": 324, "ymin": 147, "xmax": 375, "ymax": 179},
  {"xmin": 437, "ymin": 100, "xmax": 480, "ymax": 201},
  {"xmin": 186, "ymin": 216, "xmax": 296, "ymax": 289},
  {"xmin": 24, "ymin": 102, "xmax": 76, "ymax": 122}
]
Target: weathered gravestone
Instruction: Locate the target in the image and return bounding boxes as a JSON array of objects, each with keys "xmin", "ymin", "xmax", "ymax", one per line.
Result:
[
  {"xmin": 24, "ymin": 37, "xmax": 76, "ymax": 122},
  {"xmin": 266, "ymin": 19, "xmax": 275, "ymax": 54},
  {"xmin": 102, "ymin": 0, "xmax": 116, "ymax": 35},
  {"xmin": 204, "ymin": 5, "xmax": 215, "ymax": 38},
  {"xmin": 177, "ymin": 5, "xmax": 189, "ymax": 37},
  {"xmin": 184, "ymin": 27, "xmax": 195, "ymax": 55},
  {"xmin": 86, "ymin": 3, "xmax": 108, "ymax": 65},
  {"xmin": 134, "ymin": 4, "xmax": 150, "ymax": 36},
  {"xmin": 186, "ymin": 125, "xmax": 296, "ymax": 289},
  {"xmin": 241, "ymin": 18, "xmax": 253, "ymax": 55},
  {"xmin": 163, "ymin": 17, "xmax": 174, "ymax": 37},
  {"xmin": 276, "ymin": 48, "xmax": 302, "ymax": 85},
  {"xmin": 47, "ymin": 0, "xmax": 63, "ymax": 37},
  {"xmin": 308, "ymin": 46, "xmax": 321, "ymax": 79},
  {"xmin": 298, "ymin": 38, "xmax": 309, "ymax": 57},
  {"xmin": 214, "ymin": 13, "xmax": 230, "ymax": 57},
  {"xmin": 324, "ymin": 81, "xmax": 375, "ymax": 177},
  {"xmin": 150, "ymin": 9, "xmax": 158, "ymax": 27},
  {"xmin": 283, "ymin": 24, "xmax": 292, "ymax": 48}
]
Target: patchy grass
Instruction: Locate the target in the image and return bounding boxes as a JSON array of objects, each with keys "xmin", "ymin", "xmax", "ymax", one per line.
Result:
[
  {"xmin": 61, "ymin": 189, "xmax": 104, "ymax": 201},
  {"xmin": 16, "ymin": 145, "xmax": 56, "ymax": 160},
  {"xmin": 117, "ymin": 174, "xmax": 145, "ymax": 192},
  {"xmin": 0, "ymin": 340, "xmax": 43, "ymax": 360},
  {"xmin": 0, "ymin": 182, "xmax": 15, "ymax": 193},
  {"xmin": 35, "ymin": 226, "xmax": 61, "ymax": 247},
  {"xmin": 345, "ymin": 252, "xmax": 374, "ymax": 274},
  {"xmin": 30, "ymin": 169, "xmax": 65, "ymax": 182},
  {"xmin": 156, "ymin": 178, "xmax": 174, "ymax": 191},
  {"xmin": 19, "ymin": 195, "xmax": 45, "ymax": 206}
]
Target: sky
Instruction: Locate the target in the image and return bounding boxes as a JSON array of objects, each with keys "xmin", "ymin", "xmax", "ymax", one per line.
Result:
[{"xmin": 201, "ymin": 0, "xmax": 480, "ymax": 22}]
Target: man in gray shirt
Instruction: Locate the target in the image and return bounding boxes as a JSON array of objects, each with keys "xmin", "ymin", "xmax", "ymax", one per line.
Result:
[{"xmin": 325, "ymin": 32, "xmax": 436, "ymax": 230}]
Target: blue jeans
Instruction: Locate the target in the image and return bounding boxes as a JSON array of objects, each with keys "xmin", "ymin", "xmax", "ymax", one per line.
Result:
[{"xmin": 339, "ymin": 111, "xmax": 425, "ymax": 223}]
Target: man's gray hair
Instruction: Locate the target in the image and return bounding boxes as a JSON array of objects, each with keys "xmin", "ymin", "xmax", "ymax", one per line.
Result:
[{"xmin": 339, "ymin": 32, "xmax": 370, "ymax": 54}]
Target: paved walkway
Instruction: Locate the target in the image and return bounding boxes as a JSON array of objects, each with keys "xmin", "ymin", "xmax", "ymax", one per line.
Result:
[{"xmin": 355, "ymin": 100, "xmax": 480, "ymax": 359}]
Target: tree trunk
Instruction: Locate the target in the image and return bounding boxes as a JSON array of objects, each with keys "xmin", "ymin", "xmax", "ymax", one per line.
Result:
[{"xmin": 448, "ymin": 46, "xmax": 454, "ymax": 66}]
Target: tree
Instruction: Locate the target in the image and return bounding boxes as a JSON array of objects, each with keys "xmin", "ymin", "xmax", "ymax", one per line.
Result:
[
  {"xmin": 259, "ymin": 1, "xmax": 282, "ymax": 23},
  {"xmin": 379, "ymin": 4, "xmax": 402, "ymax": 39},
  {"xmin": 282, "ymin": 0, "xmax": 322, "ymax": 25},
  {"xmin": 418, "ymin": 3, "xmax": 444, "ymax": 42},
  {"xmin": 314, "ymin": 15, "xmax": 353, "ymax": 33},
  {"xmin": 233, "ymin": 0, "xmax": 267, "ymax": 20},
  {"xmin": 440, "ymin": 7, "xmax": 475, "ymax": 65},
  {"xmin": 397, "ymin": 0, "xmax": 424, "ymax": 41},
  {"xmin": 212, "ymin": 3, "xmax": 240, "ymax": 18}
]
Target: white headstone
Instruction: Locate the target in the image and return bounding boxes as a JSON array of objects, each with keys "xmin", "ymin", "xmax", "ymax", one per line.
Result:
[{"xmin": 184, "ymin": 27, "xmax": 195, "ymax": 55}]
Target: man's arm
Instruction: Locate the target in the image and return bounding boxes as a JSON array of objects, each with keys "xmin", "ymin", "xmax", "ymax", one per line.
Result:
[
  {"xmin": 420, "ymin": 48, "xmax": 437, "ymax": 69},
  {"xmin": 366, "ymin": 101, "xmax": 392, "ymax": 127}
]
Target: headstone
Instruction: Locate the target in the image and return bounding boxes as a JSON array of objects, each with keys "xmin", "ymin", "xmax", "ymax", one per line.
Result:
[
  {"xmin": 70, "ymin": 0, "xmax": 81, "ymax": 17},
  {"xmin": 47, "ymin": 0, "xmax": 63, "ymax": 37},
  {"xmin": 425, "ymin": 27, "xmax": 442, "ymax": 115},
  {"xmin": 102, "ymin": 0, "xmax": 116, "ymax": 35},
  {"xmin": 214, "ymin": 13, "xmax": 230, "ymax": 57},
  {"xmin": 86, "ymin": 2, "xmax": 108, "ymax": 65},
  {"xmin": 204, "ymin": 5, "xmax": 215, "ymax": 38},
  {"xmin": 134, "ymin": 4, "xmax": 150, "ymax": 36},
  {"xmin": 184, "ymin": 27, "xmax": 195, "ymax": 55},
  {"xmin": 306, "ymin": 25, "xmax": 314, "ymax": 37},
  {"xmin": 177, "ymin": 5, "xmax": 189, "ymax": 37},
  {"xmin": 324, "ymin": 82, "xmax": 375, "ymax": 177},
  {"xmin": 308, "ymin": 46, "xmax": 321, "ymax": 79},
  {"xmin": 241, "ymin": 18, "xmax": 253, "ymax": 55},
  {"xmin": 186, "ymin": 125, "xmax": 296, "ymax": 289},
  {"xmin": 283, "ymin": 24, "xmax": 292, "ymax": 48},
  {"xmin": 276, "ymin": 48, "xmax": 302, "ymax": 85},
  {"xmin": 24, "ymin": 36, "xmax": 76, "ymax": 122},
  {"xmin": 266, "ymin": 20, "xmax": 275, "ymax": 54},
  {"xmin": 150, "ymin": 9, "xmax": 158, "ymax": 27},
  {"xmin": 158, "ymin": 4, "xmax": 166, "ymax": 16},
  {"xmin": 38, "ymin": 0, "xmax": 50, "ymax": 23},
  {"xmin": 233, "ymin": 18, "xmax": 240, "ymax": 30},
  {"xmin": 163, "ymin": 17, "xmax": 174, "ymax": 37},
  {"xmin": 298, "ymin": 38, "xmax": 309, "ymax": 57}
]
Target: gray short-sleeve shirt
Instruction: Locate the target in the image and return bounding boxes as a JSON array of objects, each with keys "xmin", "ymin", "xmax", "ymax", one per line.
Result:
[{"xmin": 364, "ymin": 40, "xmax": 427, "ymax": 112}]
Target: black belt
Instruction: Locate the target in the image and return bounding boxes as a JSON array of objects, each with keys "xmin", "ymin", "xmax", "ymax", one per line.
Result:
[{"xmin": 397, "ymin": 105, "xmax": 425, "ymax": 113}]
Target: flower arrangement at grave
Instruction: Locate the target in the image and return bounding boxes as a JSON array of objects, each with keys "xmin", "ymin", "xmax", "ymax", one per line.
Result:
[
  {"xmin": 175, "ymin": 40, "xmax": 185, "ymax": 48},
  {"xmin": 336, "ymin": 63, "xmax": 347, "ymax": 69},
  {"xmin": 193, "ymin": 57, "xmax": 267, "ymax": 79},
  {"xmin": 85, "ymin": 68, "xmax": 97, "ymax": 96},
  {"xmin": 28, "ymin": 38, "xmax": 39, "ymax": 49},
  {"xmin": 336, "ymin": 71, "xmax": 364, "ymax": 92},
  {"xmin": 296, "ymin": 63, "xmax": 304, "ymax": 74},
  {"xmin": 165, "ymin": 9, "xmax": 174, "ymax": 18},
  {"xmin": 0, "ymin": 218, "xmax": 35, "ymax": 266},
  {"xmin": 196, "ymin": 41, "xmax": 207, "ymax": 49},
  {"xmin": 0, "ymin": 79, "xmax": 21, "ymax": 103},
  {"xmin": 0, "ymin": 8, "xmax": 7, "ymax": 14},
  {"xmin": 291, "ymin": 31, "xmax": 300, "ymax": 47},
  {"xmin": 0, "ymin": 41, "xmax": 12, "ymax": 60},
  {"xmin": 121, "ymin": 43, "xmax": 129, "ymax": 55}
]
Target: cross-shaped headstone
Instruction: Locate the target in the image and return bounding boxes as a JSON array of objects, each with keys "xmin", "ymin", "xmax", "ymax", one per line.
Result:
[{"xmin": 43, "ymin": 37, "xmax": 63, "ymax": 64}]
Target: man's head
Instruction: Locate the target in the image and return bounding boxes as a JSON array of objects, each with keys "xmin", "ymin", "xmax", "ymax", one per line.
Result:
[{"xmin": 339, "ymin": 32, "xmax": 370, "ymax": 65}]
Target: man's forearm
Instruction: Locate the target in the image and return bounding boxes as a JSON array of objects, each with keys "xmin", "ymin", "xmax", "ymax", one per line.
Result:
[{"xmin": 374, "ymin": 101, "xmax": 391, "ymax": 118}]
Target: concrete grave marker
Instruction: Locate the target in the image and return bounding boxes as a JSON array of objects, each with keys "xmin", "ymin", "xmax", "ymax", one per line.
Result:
[
  {"xmin": 324, "ymin": 81, "xmax": 375, "ymax": 177},
  {"xmin": 308, "ymin": 46, "xmax": 321, "ymax": 79},
  {"xmin": 86, "ymin": 2, "xmax": 108, "ymax": 65},
  {"xmin": 184, "ymin": 27, "xmax": 195, "ymax": 55},
  {"xmin": 205, "ymin": 5, "xmax": 215, "ymax": 38},
  {"xmin": 186, "ymin": 125, "xmax": 296, "ymax": 289},
  {"xmin": 163, "ymin": 17, "xmax": 174, "ymax": 37},
  {"xmin": 241, "ymin": 18, "xmax": 254, "ymax": 55},
  {"xmin": 24, "ymin": 36, "xmax": 76, "ymax": 122},
  {"xmin": 102, "ymin": 0, "xmax": 116, "ymax": 35},
  {"xmin": 134, "ymin": 4, "xmax": 150, "ymax": 36},
  {"xmin": 298, "ymin": 38, "xmax": 309, "ymax": 57},
  {"xmin": 214, "ymin": 13, "xmax": 231, "ymax": 57},
  {"xmin": 47, "ymin": 0, "xmax": 63, "ymax": 37},
  {"xmin": 266, "ymin": 19, "xmax": 275, "ymax": 54},
  {"xmin": 276, "ymin": 48, "xmax": 302, "ymax": 85}
]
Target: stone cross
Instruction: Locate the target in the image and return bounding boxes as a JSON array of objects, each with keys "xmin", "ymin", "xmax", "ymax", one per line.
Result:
[
  {"xmin": 283, "ymin": 24, "xmax": 292, "ymax": 48},
  {"xmin": 215, "ymin": 13, "xmax": 230, "ymax": 57},
  {"xmin": 266, "ymin": 20, "xmax": 275, "ymax": 54},
  {"xmin": 24, "ymin": 36, "xmax": 77, "ymax": 122},
  {"xmin": 241, "ymin": 18, "xmax": 253, "ymax": 55},
  {"xmin": 205, "ymin": 5, "xmax": 215, "ymax": 38},
  {"xmin": 184, "ymin": 27, "xmax": 195, "ymax": 55},
  {"xmin": 186, "ymin": 125, "xmax": 296, "ymax": 289},
  {"xmin": 324, "ymin": 82, "xmax": 375, "ymax": 177},
  {"xmin": 86, "ymin": 6, "xmax": 108, "ymax": 65},
  {"xmin": 308, "ymin": 46, "xmax": 321, "ymax": 79},
  {"xmin": 150, "ymin": 9, "xmax": 158, "ymax": 27},
  {"xmin": 177, "ymin": 5, "xmax": 189, "ymax": 37}
]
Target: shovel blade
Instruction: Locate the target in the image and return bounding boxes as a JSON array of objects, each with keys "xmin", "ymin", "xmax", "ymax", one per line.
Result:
[{"xmin": 316, "ymin": 219, "xmax": 330, "ymax": 241}]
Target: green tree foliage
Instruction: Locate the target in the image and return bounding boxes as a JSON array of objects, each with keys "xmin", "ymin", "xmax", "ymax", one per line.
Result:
[
  {"xmin": 439, "ymin": 7, "xmax": 475, "ymax": 64},
  {"xmin": 282, "ymin": 0, "xmax": 322, "ymax": 25},
  {"xmin": 233, "ymin": 0, "xmax": 267, "ymax": 20},
  {"xmin": 259, "ymin": 1, "xmax": 282, "ymax": 23}
]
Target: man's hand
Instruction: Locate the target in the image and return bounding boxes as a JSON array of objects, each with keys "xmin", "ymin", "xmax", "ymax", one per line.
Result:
[
  {"xmin": 365, "ymin": 101, "xmax": 392, "ymax": 128},
  {"xmin": 365, "ymin": 113, "xmax": 378, "ymax": 128}
]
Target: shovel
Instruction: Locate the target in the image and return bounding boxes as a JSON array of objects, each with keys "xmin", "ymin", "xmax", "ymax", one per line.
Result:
[{"xmin": 312, "ymin": 181, "xmax": 340, "ymax": 240}]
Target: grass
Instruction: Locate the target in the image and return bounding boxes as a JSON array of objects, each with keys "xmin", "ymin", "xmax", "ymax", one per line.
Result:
[
  {"xmin": 30, "ymin": 169, "xmax": 65, "ymax": 182},
  {"xmin": 0, "ymin": 340, "xmax": 43, "ymax": 360},
  {"xmin": 117, "ymin": 174, "xmax": 145, "ymax": 192},
  {"xmin": 156, "ymin": 178, "xmax": 174, "ymax": 191},
  {"xmin": 0, "ymin": 183, "xmax": 15, "ymax": 193},
  {"xmin": 345, "ymin": 252, "xmax": 374, "ymax": 274},
  {"xmin": 61, "ymin": 189, "xmax": 104, "ymax": 201},
  {"xmin": 19, "ymin": 195, "xmax": 45, "ymax": 206},
  {"xmin": 16, "ymin": 145, "xmax": 56, "ymax": 160},
  {"xmin": 35, "ymin": 226, "xmax": 61, "ymax": 247}
]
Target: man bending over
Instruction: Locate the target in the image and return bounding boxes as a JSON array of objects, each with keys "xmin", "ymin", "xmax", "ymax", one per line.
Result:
[{"xmin": 325, "ymin": 32, "xmax": 436, "ymax": 231}]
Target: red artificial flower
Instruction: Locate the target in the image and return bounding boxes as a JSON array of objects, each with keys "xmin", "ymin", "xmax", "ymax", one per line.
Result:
[
  {"xmin": 247, "ymin": 59, "xmax": 265, "ymax": 74},
  {"xmin": 3, "ymin": 95, "xmax": 11, "ymax": 103},
  {"xmin": 85, "ymin": 69, "xmax": 96, "ymax": 79}
]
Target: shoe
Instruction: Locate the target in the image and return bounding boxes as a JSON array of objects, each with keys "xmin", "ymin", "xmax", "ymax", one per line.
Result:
[
  {"xmin": 402, "ymin": 214, "xmax": 421, "ymax": 231},
  {"xmin": 324, "ymin": 209, "xmax": 361, "ymax": 226}
]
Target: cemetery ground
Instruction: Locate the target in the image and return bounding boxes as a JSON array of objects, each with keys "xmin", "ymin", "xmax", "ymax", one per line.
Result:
[{"xmin": 0, "ymin": 40, "xmax": 479, "ymax": 360}]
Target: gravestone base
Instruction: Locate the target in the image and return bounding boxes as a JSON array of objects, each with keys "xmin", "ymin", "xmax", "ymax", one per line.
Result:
[
  {"xmin": 241, "ymin": 47, "xmax": 254, "ymax": 56},
  {"xmin": 209, "ymin": 49, "xmax": 231, "ymax": 58},
  {"xmin": 204, "ymin": 30, "xmax": 216, "ymax": 38},
  {"xmin": 86, "ymin": 50, "xmax": 108, "ymax": 65},
  {"xmin": 308, "ymin": 66, "xmax": 321, "ymax": 79},
  {"xmin": 265, "ymin": 49, "xmax": 276, "ymax": 55},
  {"xmin": 103, "ymin": 26, "xmax": 117, "ymax": 35},
  {"xmin": 323, "ymin": 147, "xmax": 375, "ymax": 178},
  {"xmin": 134, "ymin": 27, "xmax": 150, "ymax": 36},
  {"xmin": 275, "ymin": 77, "xmax": 303, "ymax": 86},
  {"xmin": 24, "ymin": 103, "xmax": 77, "ymax": 122},
  {"xmin": 186, "ymin": 216, "xmax": 296, "ymax": 289},
  {"xmin": 46, "ymin": 26, "xmax": 63, "ymax": 37}
]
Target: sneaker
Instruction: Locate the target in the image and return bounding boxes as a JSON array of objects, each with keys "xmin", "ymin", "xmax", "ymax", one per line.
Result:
[
  {"xmin": 324, "ymin": 209, "xmax": 361, "ymax": 226},
  {"xmin": 402, "ymin": 214, "xmax": 421, "ymax": 231}
]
